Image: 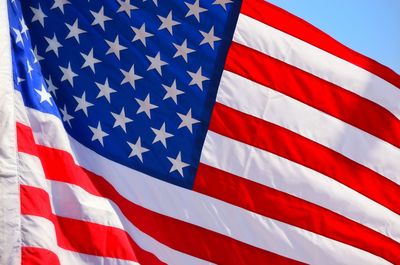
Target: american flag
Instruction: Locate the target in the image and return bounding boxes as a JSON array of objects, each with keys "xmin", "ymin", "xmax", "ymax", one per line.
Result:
[{"xmin": 1, "ymin": 0, "xmax": 400, "ymax": 264}]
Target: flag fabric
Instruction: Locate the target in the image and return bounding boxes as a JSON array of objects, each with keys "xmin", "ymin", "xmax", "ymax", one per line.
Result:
[{"xmin": 1, "ymin": 0, "xmax": 400, "ymax": 264}]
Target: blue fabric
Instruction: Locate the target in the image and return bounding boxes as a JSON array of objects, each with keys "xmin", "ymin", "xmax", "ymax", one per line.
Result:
[{"xmin": 10, "ymin": 0, "xmax": 241, "ymax": 189}]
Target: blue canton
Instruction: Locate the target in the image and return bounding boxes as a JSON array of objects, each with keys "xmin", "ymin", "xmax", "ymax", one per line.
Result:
[{"xmin": 9, "ymin": 0, "xmax": 241, "ymax": 189}]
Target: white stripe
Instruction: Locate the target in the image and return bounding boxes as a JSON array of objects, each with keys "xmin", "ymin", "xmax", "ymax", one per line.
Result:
[
  {"xmin": 18, "ymin": 152, "xmax": 212, "ymax": 265},
  {"xmin": 234, "ymin": 14, "xmax": 400, "ymax": 119},
  {"xmin": 0, "ymin": 1, "xmax": 20, "ymax": 264},
  {"xmin": 201, "ymin": 130, "xmax": 400, "ymax": 244},
  {"xmin": 15, "ymin": 90, "xmax": 78, "ymax": 161},
  {"xmin": 21, "ymin": 215, "xmax": 139, "ymax": 265},
  {"xmin": 217, "ymin": 70, "xmax": 400, "ymax": 185},
  {"xmin": 19, "ymin": 153, "xmax": 47, "ymax": 189},
  {"xmin": 15, "ymin": 90, "xmax": 29, "ymax": 125},
  {"xmin": 16, "ymin": 104, "xmax": 390, "ymax": 265}
]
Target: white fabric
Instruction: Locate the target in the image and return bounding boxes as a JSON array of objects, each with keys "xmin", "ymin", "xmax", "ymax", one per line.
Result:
[{"xmin": 0, "ymin": 1, "xmax": 20, "ymax": 265}]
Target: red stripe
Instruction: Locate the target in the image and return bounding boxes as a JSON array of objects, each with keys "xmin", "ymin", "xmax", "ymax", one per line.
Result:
[
  {"xmin": 21, "ymin": 185, "xmax": 164, "ymax": 265},
  {"xmin": 225, "ymin": 42, "xmax": 400, "ymax": 149},
  {"xmin": 209, "ymin": 103, "xmax": 400, "ymax": 216},
  {"xmin": 195, "ymin": 163, "xmax": 400, "ymax": 264},
  {"xmin": 21, "ymin": 247, "xmax": 61, "ymax": 265},
  {"xmin": 241, "ymin": 0, "xmax": 400, "ymax": 89},
  {"xmin": 16, "ymin": 122, "xmax": 303, "ymax": 265}
]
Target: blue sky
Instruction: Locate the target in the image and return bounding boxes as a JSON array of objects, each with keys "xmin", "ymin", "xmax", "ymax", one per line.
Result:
[{"xmin": 266, "ymin": 0, "xmax": 400, "ymax": 74}]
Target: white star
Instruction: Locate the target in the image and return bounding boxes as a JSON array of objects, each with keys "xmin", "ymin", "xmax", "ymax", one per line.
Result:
[
  {"xmin": 66, "ymin": 19, "xmax": 86, "ymax": 43},
  {"xmin": 117, "ymin": 0, "xmax": 137, "ymax": 17},
  {"xmin": 136, "ymin": 94, "xmax": 158, "ymax": 118},
  {"xmin": 17, "ymin": 77, "xmax": 25, "ymax": 84},
  {"xmin": 167, "ymin": 152, "xmax": 189, "ymax": 177},
  {"xmin": 185, "ymin": 0, "xmax": 207, "ymax": 22},
  {"xmin": 146, "ymin": 52, "xmax": 168, "ymax": 75},
  {"xmin": 151, "ymin": 123, "xmax": 173, "ymax": 148},
  {"xmin": 51, "ymin": 0, "xmax": 70, "ymax": 13},
  {"xmin": 60, "ymin": 105, "xmax": 74, "ymax": 127},
  {"xmin": 162, "ymin": 80, "xmax": 184, "ymax": 104},
  {"xmin": 12, "ymin": 28, "xmax": 24, "ymax": 46},
  {"xmin": 111, "ymin": 107, "xmax": 133, "ymax": 132},
  {"xmin": 127, "ymin": 137, "xmax": 149, "ymax": 162},
  {"xmin": 90, "ymin": 6, "xmax": 112, "ymax": 30},
  {"xmin": 200, "ymin": 26, "xmax": 221, "ymax": 49},
  {"xmin": 212, "ymin": 0, "xmax": 232, "ymax": 10},
  {"xmin": 45, "ymin": 76, "xmax": 58, "ymax": 97},
  {"xmin": 173, "ymin": 39, "xmax": 195, "ymax": 62},
  {"xmin": 35, "ymin": 84, "xmax": 52, "ymax": 105},
  {"xmin": 81, "ymin": 48, "xmax": 101, "ymax": 73},
  {"xmin": 132, "ymin": 23, "xmax": 153, "ymax": 46},
  {"xmin": 157, "ymin": 11, "xmax": 180, "ymax": 34},
  {"xmin": 121, "ymin": 65, "xmax": 143, "ymax": 89},
  {"xmin": 73, "ymin": 91, "xmax": 93, "ymax": 117},
  {"xmin": 32, "ymin": 46, "xmax": 44, "ymax": 63},
  {"xmin": 106, "ymin": 36, "xmax": 127, "ymax": 60},
  {"xmin": 187, "ymin": 67, "xmax": 209, "ymax": 90},
  {"xmin": 45, "ymin": 34, "xmax": 62, "ymax": 57},
  {"xmin": 20, "ymin": 18, "xmax": 28, "ymax": 35},
  {"xmin": 59, "ymin": 63, "xmax": 78, "ymax": 86},
  {"xmin": 31, "ymin": 4, "xmax": 47, "ymax": 27},
  {"xmin": 26, "ymin": 60, "xmax": 33, "ymax": 78},
  {"xmin": 177, "ymin": 109, "xmax": 200, "ymax": 133},
  {"xmin": 95, "ymin": 78, "xmax": 116, "ymax": 102},
  {"xmin": 89, "ymin": 122, "xmax": 108, "ymax": 146}
]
